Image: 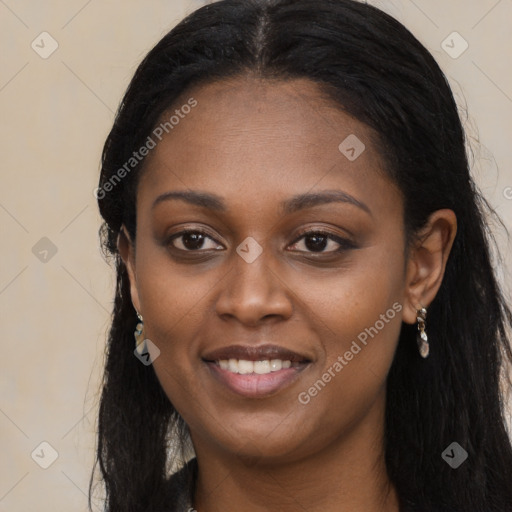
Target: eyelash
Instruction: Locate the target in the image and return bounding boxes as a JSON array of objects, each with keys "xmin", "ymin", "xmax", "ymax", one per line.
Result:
[
  {"xmin": 290, "ymin": 228, "xmax": 356, "ymax": 253},
  {"xmin": 167, "ymin": 228, "xmax": 355, "ymax": 255},
  {"xmin": 168, "ymin": 229, "xmax": 223, "ymax": 252}
]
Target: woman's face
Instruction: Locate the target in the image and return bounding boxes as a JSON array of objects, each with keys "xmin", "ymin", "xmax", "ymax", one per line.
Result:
[{"xmin": 123, "ymin": 76, "xmax": 410, "ymax": 463}]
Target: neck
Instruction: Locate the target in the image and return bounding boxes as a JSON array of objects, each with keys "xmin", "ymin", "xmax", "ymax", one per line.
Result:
[{"xmin": 191, "ymin": 391, "xmax": 400, "ymax": 512}]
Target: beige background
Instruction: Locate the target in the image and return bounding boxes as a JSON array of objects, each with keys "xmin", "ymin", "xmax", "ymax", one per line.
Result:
[{"xmin": 1, "ymin": 0, "xmax": 511, "ymax": 510}]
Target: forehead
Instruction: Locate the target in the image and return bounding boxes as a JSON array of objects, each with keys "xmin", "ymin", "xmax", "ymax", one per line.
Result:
[{"xmin": 138, "ymin": 76, "xmax": 398, "ymax": 216}]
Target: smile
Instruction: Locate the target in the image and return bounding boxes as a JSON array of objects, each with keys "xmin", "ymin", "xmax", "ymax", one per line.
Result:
[
  {"xmin": 216, "ymin": 358, "xmax": 297, "ymax": 374},
  {"xmin": 202, "ymin": 344, "xmax": 312, "ymax": 397}
]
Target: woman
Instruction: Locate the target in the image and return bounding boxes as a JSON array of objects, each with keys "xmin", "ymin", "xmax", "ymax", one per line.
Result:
[{"xmin": 91, "ymin": 0, "xmax": 512, "ymax": 510}]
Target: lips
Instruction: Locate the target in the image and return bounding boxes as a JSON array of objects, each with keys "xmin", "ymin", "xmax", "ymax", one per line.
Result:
[
  {"xmin": 202, "ymin": 344, "xmax": 311, "ymax": 363},
  {"xmin": 202, "ymin": 344, "xmax": 312, "ymax": 398}
]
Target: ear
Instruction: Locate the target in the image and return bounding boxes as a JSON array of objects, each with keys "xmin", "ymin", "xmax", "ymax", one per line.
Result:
[
  {"xmin": 402, "ymin": 209, "xmax": 457, "ymax": 324},
  {"xmin": 117, "ymin": 225, "xmax": 142, "ymax": 315}
]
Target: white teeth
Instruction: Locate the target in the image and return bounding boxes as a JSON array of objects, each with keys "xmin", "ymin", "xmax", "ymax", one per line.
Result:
[
  {"xmin": 238, "ymin": 360, "xmax": 254, "ymax": 374},
  {"xmin": 217, "ymin": 359, "xmax": 294, "ymax": 374},
  {"xmin": 270, "ymin": 359, "xmax": 282, "ymax": 371},
  {"xmin": 254, "ymin": 360, "xmax": 270, "ymax": 374}
]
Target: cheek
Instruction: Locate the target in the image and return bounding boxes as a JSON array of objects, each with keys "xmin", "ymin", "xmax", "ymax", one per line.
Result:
[
  {"xmin": 288, "ymin": 276, "xmax": 404, "ymax": 443},
  {"xmin": 135, "ymin": 258, "xmax": 217, "ymax": 425},
  {"xmin": 132, "ymin": 242, "xmax": 219, "ymax": 377},
  {"xmin": 294, "ymin": 248, "xmax": 404, "ymax": 345},
  {"xmin": 290, "ymin": 249, "xmax": 405, "ymax": 401}
]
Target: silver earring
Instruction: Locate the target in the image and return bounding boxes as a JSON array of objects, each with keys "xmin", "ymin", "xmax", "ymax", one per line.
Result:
[
  {"xmin": 416, "ymin": 307, "xmax": 429, "ymax": 358},
  {"xmin": 134, "ymin": 312, "xmax": 145, "ymax": 355}
]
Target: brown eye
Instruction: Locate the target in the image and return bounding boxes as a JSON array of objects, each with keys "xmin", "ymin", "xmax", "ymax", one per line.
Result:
[
  {"xmin": 288, "ymin": 230, "xmax": 355, "ymax": 254},
  {"xmin": 169, "ymin": 230, "xmax": 224, "ymax": 252},
  {"xmin": 302, "ymin": 233, "xmax": 330, "ymax": 252}
]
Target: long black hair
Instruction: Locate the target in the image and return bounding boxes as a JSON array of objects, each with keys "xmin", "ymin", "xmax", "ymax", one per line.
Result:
[{"xmin": 91, "ymin": 1, "xmax": 512, "ymax": 510}]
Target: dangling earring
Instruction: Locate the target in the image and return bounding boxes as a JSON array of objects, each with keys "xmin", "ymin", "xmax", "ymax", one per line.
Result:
[
  {"xmin": 134, "ymin": 312, "xmax": 145, "ymax": 355},
  {"xmin": 416, "ymin": 307, "xmax": 429, "ymax": 358}
]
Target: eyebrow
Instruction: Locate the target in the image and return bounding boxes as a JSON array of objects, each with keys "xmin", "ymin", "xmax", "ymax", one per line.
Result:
[
  {"xmin": 152, "ymin": 189, "xmax": 371, "ymax": 216},
  {"xmin": 152, "ymin": 190, "xmax": 227, "ymax": 212},
  {"xmin": 282, "ymin": 190, "xmax": 371, "ymax": 216}
]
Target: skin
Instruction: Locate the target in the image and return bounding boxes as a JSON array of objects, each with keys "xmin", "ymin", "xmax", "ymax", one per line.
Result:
[{"xmin": 118, "ymin": 76, "xmax": 457, "ymax": 512}]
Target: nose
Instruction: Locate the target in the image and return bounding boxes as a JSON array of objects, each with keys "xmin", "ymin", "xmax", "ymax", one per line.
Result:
[{"xmin": 214, "ymin": 246, "xmax": 293, "ymax": 326}]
